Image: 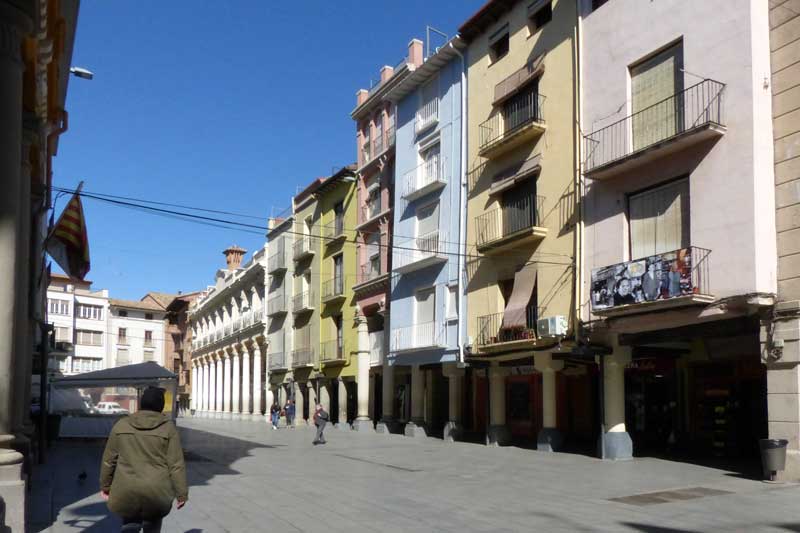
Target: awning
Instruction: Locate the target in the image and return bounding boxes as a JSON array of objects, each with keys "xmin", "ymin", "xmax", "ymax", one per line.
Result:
[
  {"xmin": 493, "ymin": 53, "xmax": 546, "ymax": 105},
  {"xmin": 51, "ymin": 361, "xmax": 176, "ymax": 388},
  {"xmin": 501, "ymin": 264, "xmax": 538, "ymax": 329},
  {"xmin": 489, "ymin": 154, "xmax": 542, "ymax": 196}
]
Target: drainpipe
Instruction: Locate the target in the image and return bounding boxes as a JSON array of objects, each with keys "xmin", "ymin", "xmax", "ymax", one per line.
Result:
[
  {"xmin": 574, "ymin": 2, "xmax": 584, "ymax": 343},
  {"xmin": 449, "ymin": 41, "xmax": 467, "ymax": 365}
]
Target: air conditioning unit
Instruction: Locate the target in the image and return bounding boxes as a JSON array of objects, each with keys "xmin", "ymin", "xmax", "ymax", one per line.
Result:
[{"xmin": 537, "ymin": 316, "xmax": 567, "ymax": 338}]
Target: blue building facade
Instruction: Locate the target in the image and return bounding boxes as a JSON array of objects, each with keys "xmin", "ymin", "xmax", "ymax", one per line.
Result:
[{"xmin": 384, "ymin": 39, "xmax": 467, "ymax": 438}]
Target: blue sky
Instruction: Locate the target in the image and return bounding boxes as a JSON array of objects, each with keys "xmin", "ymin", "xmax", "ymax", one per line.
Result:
[{"xmin": 54, "ymin": 1, "xmax": 484, "ymax": 299}]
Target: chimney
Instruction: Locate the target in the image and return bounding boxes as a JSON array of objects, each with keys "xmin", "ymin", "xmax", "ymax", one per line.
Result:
[
  {"xmin": 356, "ymin": 89, "xmax": 369, "ymax": 107},
  {"xmin": 380, "ymin": 65, "xmax": 394, "ymax": 83},
  {"xmin": 223, "ymin": 245, "xmax": 247, "ymax": 270},
  {"xmin": 408, "ymin": 38, "xmax": 424, "ymax": 67}
]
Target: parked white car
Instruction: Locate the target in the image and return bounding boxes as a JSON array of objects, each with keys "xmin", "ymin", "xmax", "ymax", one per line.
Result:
[{"xmin": 96, "ymin": 402, "xmax": 129, "ymax": 415}]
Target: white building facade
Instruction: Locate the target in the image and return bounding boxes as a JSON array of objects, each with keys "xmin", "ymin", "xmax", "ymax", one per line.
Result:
[
  {"xmin": 189, "ymin": 245, "xmax": 269, "ymax": 420},
  {"xmin": 108, "ymin": 299, "xmax": 168, "ymax": 368}
]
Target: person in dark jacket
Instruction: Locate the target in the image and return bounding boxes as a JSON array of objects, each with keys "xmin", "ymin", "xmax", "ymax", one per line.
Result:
[
  {"xmin": 284, "ymin": 399, "xmax": 295, "ymax": 428},
  {"xmin": 312, "ymin": 403, "xmax": 328, "ymax": 445},
  {"xmin": 270, "ymin": 402, "xmax": 281, "ymax": 430},
  {"xmin": 100, "ymin": 387, "xmax": 188, "ymax": 532}
]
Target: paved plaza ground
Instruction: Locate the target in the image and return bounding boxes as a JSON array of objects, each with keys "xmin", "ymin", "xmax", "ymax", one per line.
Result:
[{"xmin": 28, "ymin": 417, "xmax": 800, "ymax": 532}]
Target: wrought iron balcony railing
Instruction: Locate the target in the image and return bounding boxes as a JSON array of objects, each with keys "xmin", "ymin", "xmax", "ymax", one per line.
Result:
[
  {"xmin": 268, "ymin": 245, "xmax": 286, "ymax": 273},
  {"xmin": 321, "ymin": 277, "xmax": 345, "ymax": 302},
  {"xmin": 416, "ymin": 97, "xmax": 439, "ymax": 132},
  {"xmin": 324, "ymin": 216, "xmax": 345, "ymax": 242},
  {"xmin": 293, "ymin": 235, "xmax": 315, "ymax": 260},
  {"xmin": 268, "ymin": 351, "xmax": 287, "ymax": 370},
  {"xmin": 291, "ymin": 347, "xmax": 314, "ymax": 367},
  {"xmin": 590, "ymin": 246, "xmax": 712, "ymax": 313},
  {"xmin": 476, "ymin": 304, "xmax": 538, "ymax": 349},
  {"xmin": 233, "ymin": 318, "xmax": 242, "ymax": 332},
  {"xmin": 402, "ymin": 154, "xmax": 446, "ymax": 201},
  {"xmin": 583, "ymin": 79, "xmax": 725, "ymax": 175},
  {"xmin": 267, "ymin": 293, "xmax": 287, "ymax": 316},
  {"xmin": 320, "ymin": 340, "xmax": 345, "ymax": 362},
  {"xmin": 292, "ymin": 290, "xmax": 314, "ymax": 314},
  {"xmin": 360, "ymin": 197, "xmax": 383, "ymax": 225},
  {"xmin": 358, "ymin": 261, "xmax": 383, "ymax": 284},
  {"xmin": 390, "ymin": 321, "xmax": 446, "ymax": 352},
  {"xmin": 475, "ymin": 194, "xmax": 545, "ymax": 250},
  {"xmin": 393, "ymin": 231, "xmax": 448, "ymax": 274},
  {"xmin": 479, "ymin": 92, "xmax": 545, "ymax": 155}
]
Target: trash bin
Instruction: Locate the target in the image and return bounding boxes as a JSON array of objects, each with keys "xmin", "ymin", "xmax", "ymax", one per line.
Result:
[{"xmin": 759, "ymin": 438, "xmax": 789, "ymax": 481}]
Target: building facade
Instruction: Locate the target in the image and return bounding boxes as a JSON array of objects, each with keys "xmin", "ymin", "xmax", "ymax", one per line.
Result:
[
  {"xmin": 108, "ymin": 299, "xmax": 168, "ymax": 368},
  {"xmin": 385, "ymin": 37, "xmax": 468, "ymax": 440},
  {"xmin": 460, "ymin": 0, "xmax": 579, "ymax": 448},
  {"xmin": 189, "ymin": 245, "xmax": 268, "ymax": 420},
  {"xmin": 764, "ymin": 0, "xmax": 800, "ymax": 480},
  {"xmin": 164, "ymin": 292, "xmax": 201, "ymax": 411},
  {"xmin": 46, "ymin": 274, "xmax": 110, "ymax": 375},
  {"xmin": 579, "ymin": 0, "xmax": 775, "ymax": 461}
]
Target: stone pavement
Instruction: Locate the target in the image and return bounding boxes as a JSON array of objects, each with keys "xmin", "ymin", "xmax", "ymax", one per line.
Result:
[{"xmin": 29, "ymin": 417, "xmax": 800, "ymax": 532}]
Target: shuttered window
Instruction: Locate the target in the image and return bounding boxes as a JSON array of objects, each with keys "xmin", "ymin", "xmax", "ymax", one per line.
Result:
[
  {"xmin": 630, "ymin": 43, "xmax": 683, "ymax": 150},
  {"xmin": 629, "ymin": 178, "xmax": 690, "ymax": 259},
  {"xmin": 416, "ymin": 288, "xmax": 436, "ymax": 324},
  {"xmin": 416, "ymin": 201, "xmax": 439, "ymax": 238}
]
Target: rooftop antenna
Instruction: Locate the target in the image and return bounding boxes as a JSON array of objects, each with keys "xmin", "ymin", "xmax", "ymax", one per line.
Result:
[{"xmin": 426, "ymin": 26, "xmax": 449, "ymax": 59}]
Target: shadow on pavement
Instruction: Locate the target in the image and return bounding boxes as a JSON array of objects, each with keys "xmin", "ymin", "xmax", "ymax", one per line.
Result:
[
  {"xmin": 29, "ymin": 423, "xmax": 275, "ymax": 532},
  {"xmin": 621, "ymin": 524, "xmax": 700, "ymax": 533}
]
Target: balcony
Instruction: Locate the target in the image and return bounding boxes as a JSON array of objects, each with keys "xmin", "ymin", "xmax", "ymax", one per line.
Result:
[
  {"xmin": 361, "ymin": 139, "xmax": 372, "ymax": 167},
  {"xmin": 324, "ymin": 216, "xmax": 346, "ymax": 244},
  {"xmin": 590, "ymin": 246, "xmax": 713, "ymax": 317},
  {"xmin": 293, "ymin": 235, "xmax": 315, "ymax": 261},
  {"xmin": 321, "ymin": 277, "xmax": 345, "ymax": 304},
  {"xmin": 268, "ymin": 244, "xmax": 287, "ymax": 274},
  {"xmin": 369, "ymin": 330, "xmax": 385, "ymax": 367},
  {"xmin": 475, "ymin": 195, "xmax": 547, "ymax": 254},
  {"xmin": 402, "ymin": 154, "xmax": 446, "ymax": 201},
  {"xmin": 354, "ymin": 261, "xmax": 388, "ymax": 295},
  {"xmin": 416, "ymin": 96, "xmax": 439, "ymax": 133},
  {"xmin": 292, "ymin": 290, "xmax": 315, "ymax": 315},
  {"xmin": 390, "ymin": 321, "xmax": 446, "ymax": 353},
  {"xmin": 242, "ymin": 310, "xmax": 254, "ymax": 328},
  {"xmin": 233, "ymin": 318, "xmax": 242, "ymax": 332},
  {"xmin": 267, "ymin": 293, "xmax": 287, "ymax": 316},
  {"xmin": 393, "ymin": 231, "xmax": 448, "ymax": 274},
  {"xmin": 583, "ymin": 79, "xmax": 726, "ymax": 180},
  {"xmin": 475, "ymin": 304, "xmax": 538, "ymax": 353},
  {"xmin": 479, "ymin": 92, "xmax": 546, "ymax": 159},
  {"xmin": 320, "ymin": 340, "xmax": 345, "ymax": 364},
  {"xmin": 358, "ymin": 197, "xmax": 384, "ymax": 228},
  {"xmin": 291, "ymin": 347, "xmax": 314, "ymax": 368},
  {"xmin": 268, "ymin": 351, "xmax": 287, "ymax": 371},
  {"xmin": 224, "ymin": 324, "xmax": 232, "ymax": 337}
]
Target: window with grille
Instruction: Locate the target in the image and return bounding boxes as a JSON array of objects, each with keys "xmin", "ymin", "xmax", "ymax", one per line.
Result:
[{"xmin": 629, "ymin": 178, "xmax": 690, "ymax": 259}]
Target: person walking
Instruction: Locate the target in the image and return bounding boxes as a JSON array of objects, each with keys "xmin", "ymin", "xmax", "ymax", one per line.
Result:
[
  {"xmin": 270, "ymin": 402, "xmax": 281, "ymax": 430},
  {"xmin": 284, "ymin": 399, "xmax": 295, "ymax": 428},
  {"xmin": 100, "ymin": 387, "xmax": 188, "ymax": 532},
  {"xmin": 312, "ymin": 403, "xmax": 329, "ymax": 445}
]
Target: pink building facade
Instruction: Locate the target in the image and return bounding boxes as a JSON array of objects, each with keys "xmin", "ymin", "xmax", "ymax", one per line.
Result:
[{"xmin": 350, "ymin": 39, "xmax": 423, "ymax": 426}]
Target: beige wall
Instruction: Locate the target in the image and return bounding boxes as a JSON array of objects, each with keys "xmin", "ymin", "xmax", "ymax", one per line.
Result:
[
  {"xmin": 771, "ymin": 0, "xmax": 800, "ymax": 300},
  {"xmin": 465, "ymin": 0, "xmax": 578, "ymax": 342}
]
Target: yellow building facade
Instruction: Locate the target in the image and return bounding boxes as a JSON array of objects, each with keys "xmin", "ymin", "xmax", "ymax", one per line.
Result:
[{"xmin": 460, "ymin": 0, "xmax": 579, "ymax": 448}]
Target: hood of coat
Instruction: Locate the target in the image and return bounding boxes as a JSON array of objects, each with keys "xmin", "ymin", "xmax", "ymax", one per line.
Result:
[{"xmin": 127, "ymin": 410, "xmax": 170, "ymax": 430}]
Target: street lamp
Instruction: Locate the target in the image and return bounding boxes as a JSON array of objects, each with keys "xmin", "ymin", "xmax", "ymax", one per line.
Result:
[{"xmin": 69, "ymin": 66, "xmax": 94, "ymax": 80}]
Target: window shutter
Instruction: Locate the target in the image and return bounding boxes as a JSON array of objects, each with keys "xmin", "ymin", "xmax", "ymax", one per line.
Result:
[
  {"xmin": 631, "ymin": 44, "xmax": 683, "ymax": 150},
  {"xmin": 629, "ymin": 178, "xmax": 690, "ymax": 259}
]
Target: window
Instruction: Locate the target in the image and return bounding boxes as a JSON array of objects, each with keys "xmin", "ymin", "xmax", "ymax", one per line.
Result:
[
  {"xmin": 415, "ymin": 288, "xmax": 436, "ymax": 325},
  {"xmin": 446, "ymin": 286, "xmax": 458, "ymax": 320},
  {"xmin": 334, "ymin": 314, "xmax": 343, "ymax": 357},
  {"xmin": 592, "ymin": 0, "xmax": 608, "ymax": 10},
  {"xmin": 630, "ymin": 43, "xmax": 683, "ymax": 150},
  {"xmin": 416, "ymin": 201, "xmax": 440, "ymax": 239},
  {"xmin": 145, "ymin": 313, "xmax": 154, "ymax": 320},
  {"xmin": 144, "ymin": 330, "xmax": 154, "ymax": 347},
  {"xmin": 144, "ymin": 350, "xmax": 154, "ymax": 362},
  {"xmin": 503, "ymin": 81, "xmax": 540, "ymax": 132},
  {"xmin": 629, "ymin": 178, "xmax": 690, "ymax": 259},
  {"xmin": 54, "ymin": 326, "xmax": 71, "ymax": 343},
  {"xmin": 528, "ymin": 1, "xmax": 552, "ymax": 32},
  {"xmin": 118, "ymin": 310, "xmax": 128, "ymax": 317},
  {"xmin": 489, "ymin": 24, "xmax": 510, "ymax": 62},
  {"xmin": 333, "ymin": 201, "xmax": 344, "ymax": 235},
  {"xmin": 367, "ymin": 233, "xmax": 381, "ymax": 275},
  {"xmin": 333, "ymin": 254, "xmax": 344, "ymax": 292},
  {"xmin": 48, "ymin": 299, "xmax": 69, "ymax": 316},
  {"xmin": 118, "ymin": 328, "xmax": 128, "ymax": 344},
  {"xmin": 76, "ymin": 330, "xmax": 102, "ymax": 346},
  {"xmin": 76, "ymin": 304, "xmax": 103, "ymax": 320},
  {"xmin": 420, "ymin": 143, "xmax": 441, "ymax": 184},
  {"xmin": 117, "ymin": 349, "xmax": 130, "ymax": 365},
  {"xmin": 502, "ymin": 180, "xmax": 538, "ymax": 235}
]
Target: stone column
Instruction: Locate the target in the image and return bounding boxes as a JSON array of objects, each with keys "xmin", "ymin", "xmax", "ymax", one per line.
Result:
[
  {"xmin": 210, "ymin": 356, "xmax": 218, "ymax": 417},
  {"xmin": 222, "ymin": 351, "xmax": 232, "ymax": 419},
  {"xmin": 199, "ymin": 360, "xmax": 207, "ymax": 416},
  {"xmin": 405, "ymin": 365, "xmax": 427, "ymax": 438},
  {"xmin": 376, "ymin": 362, "xmax": 395, "ymax": 434},
  {"xmin": 535, "ymin": 353, "xmax": 565, "ymax": 452},
  {"xmin": 353, "ymin": 315, "xmax": 372, "ymax": 431},
  {"xmin": 443, "ymin": 364, "xmax": 465, "ymax": 442},
  {"xmin": 601, "ymin": 340, "xmax": 632, "ymax": 460},
  {"xmin": 251, "ymin": 340, "xmax": 263, "ymax": 417},
  {"xmin": 0, "ymin": 12, "xmax": 30, "ymax": 523},
  {"xmin": 231, "ymin": 348, "xmax": 241, "ymax": 419},
  {"xmin": 241, "ymin": 345, "xmax": 251, "ymax": 420},
  {"xmin": 216, "ymin": 352, "xmax": 224, "ymax": 418},
  {"xmin": 294, "ymin": 381, "xmax": 305, "ymax": 425},
  {"xmin": 368, "ymin": 373, "xmax": 375, "ymax": 421},
  {"xmin": 488, "ymin": 366, "xmax": 511, "ymax": 446},
  {"xmin": 336, "ymin": 379, "xmax": 348, "ymax": 429},
  {"xmin": 190, "ymin": 362, "xmax": 197, "ymax": 412}
]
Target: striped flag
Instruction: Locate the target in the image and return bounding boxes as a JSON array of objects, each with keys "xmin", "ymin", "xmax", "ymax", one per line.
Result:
[{"xmin": 46, "ymin": 188, "xmax": 90, "ymax": 280}]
